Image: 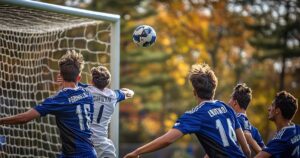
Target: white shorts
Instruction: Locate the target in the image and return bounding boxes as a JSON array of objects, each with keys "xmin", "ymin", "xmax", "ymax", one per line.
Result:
[{"xmin": 94, "ymin": 138, "xmax": 116, "ymax": 158}]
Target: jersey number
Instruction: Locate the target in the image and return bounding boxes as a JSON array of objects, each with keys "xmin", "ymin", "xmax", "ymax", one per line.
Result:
[
  {"xmin": 96, "ymin": 105, "xmax": 105, "ymax": 124},
  {"xmin": 216, "ymin": 118, "xmax": 237, "ymax": 147},
  {"xmin": 76, "ymin": 104, "xmax": 91, "ymax": 131}
]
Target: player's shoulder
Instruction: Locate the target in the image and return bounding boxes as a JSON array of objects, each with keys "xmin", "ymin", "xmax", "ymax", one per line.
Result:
[
  {"xmin": 77, "ymin": 82, "xmax": 90, "ymax": 88},
  {"xmin": 273, "ymin": 124, "xmax": 297, "ymax": 141},
  {"xmin": 215, "ymin": 100, "xmax": 236, "ymax": 115},
  {"xmin": 185, "ymin": 101, "xmax": 211, "ymax": 114},
  {"xmin": 236, "ymin": 113, "xmax": 248, "ymax": 120},
  {"xmin": 185, "ymin": 100, "xmax": 220, "ymax": 114},
  {"xmin": 87, "ymin": 86, "xmax": 116, "ymax": 97}
]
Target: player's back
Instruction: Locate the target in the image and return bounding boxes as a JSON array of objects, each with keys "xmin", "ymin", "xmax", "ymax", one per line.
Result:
[
  {"xmin": 82, "ymin": 85, "xmax": 124, "ymax": 140},
  {"xmin": 174, "ymin": 100, "xmax": 245, "ymax": 158},
  {"xmin": 263, "ymin": 124, "xmax": 300, "ymax": 158},
  {"xmin": 34, "ymin": 87, "xmax": 95, "ymax": 157}
]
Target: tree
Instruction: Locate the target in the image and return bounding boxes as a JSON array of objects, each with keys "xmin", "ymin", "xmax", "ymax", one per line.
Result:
[{"xmin": 234, "ymin": 0, "xmax": 300, "ymax": 90}]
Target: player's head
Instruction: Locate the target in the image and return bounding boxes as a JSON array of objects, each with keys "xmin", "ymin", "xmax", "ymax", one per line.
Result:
[
  {"xmin": 189, "ymin": 63, "xmax": 218, "ymax": 100},
  {"xmin": 229, "ymin": 83, "xmax": 252, "ymax": 111},
  {"xmin": 91, "ymin": 65, "xmax": 111, "ymax": 90},
  {"xmin": 58, "ymin": 50, "xmax": 84, "ymax": 82},
  {"xmin": 268, "ymin": 91, "xmax": 298, "ymax": 121}
]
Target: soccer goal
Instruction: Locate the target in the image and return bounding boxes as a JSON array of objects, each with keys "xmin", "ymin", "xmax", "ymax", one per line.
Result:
[{"xmin": 0, "ymin": 0, "xmax": 120, "ymax": 157}]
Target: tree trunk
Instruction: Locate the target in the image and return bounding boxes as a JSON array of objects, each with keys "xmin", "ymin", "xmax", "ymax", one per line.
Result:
[{"xmin": 279, "ymin": 55, "xmax": 286, "ymax": 91}]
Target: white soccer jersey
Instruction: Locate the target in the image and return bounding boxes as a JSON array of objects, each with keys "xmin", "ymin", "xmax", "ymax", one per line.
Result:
[
  {"xmin": 85, "ymin": 86, "xmax": 124, "ymax": 141},
  {"xmin": 78, "ymin": 83, "xmax": 125, "ymax": 158}
]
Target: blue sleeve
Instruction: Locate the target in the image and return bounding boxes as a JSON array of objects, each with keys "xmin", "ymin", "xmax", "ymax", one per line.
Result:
[
  {"xmin": 236, "ymin": 116, "xmax": 251, "ymax": 131},
  {"xmin": 172, "ymin": 111, "xmax": 202, "ymax": 134},
  {"xmin": 33, "ymin": 97, "xmax": 63, "ymax": 117},
  {"xmin": 252, "ymin": 127, "xmax": 265, "ymax": 148},
  {"xmin": 237, "ymin": 116, "xmax": 245, "ymax": 130},
  {"xmin": 233, "ymin": 115, "xmax": 241, "ymax": 130},
  {"xmin": 114, "ymin": 90, "xmax": 125, "ymax": 102},
  {"xmin": 263, "ymin": 138, "xmax": 289, "ymax": 155},
  {"xmin": 227, "ymin": 106, "xmax": 240, "ymax": 130},
  {"xmin": 77, "ymin": 82, "xmax": 89, "ymax": 88}
]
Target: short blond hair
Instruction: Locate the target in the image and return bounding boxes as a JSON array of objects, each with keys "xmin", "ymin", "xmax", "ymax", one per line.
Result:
[
  {"xmin": 189, "ymin": 63, "xmax": 218, "ymax": 99},
  {"xmin": 91, "ymin": 65, "xmax": 111, "ymax": 90},
  {"xmin": 58, "ymin": 50, "xmax": 84, "ymax": 82}
]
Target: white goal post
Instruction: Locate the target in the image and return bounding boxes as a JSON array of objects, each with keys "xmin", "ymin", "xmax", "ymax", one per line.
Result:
[{"xmin": 0, "ymin": 0, "xmax": 120, "ymax": 157}]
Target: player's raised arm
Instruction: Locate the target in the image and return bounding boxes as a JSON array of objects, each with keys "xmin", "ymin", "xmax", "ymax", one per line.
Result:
[
  {"xmin": 124, "ymin": 129, "xmax": 183, "ymax": 158},
  {"xmin": 0, "ymin": 109, "xmax": 40, "ymax": 125},
  {"xmin": 120, "ymin": 88, "xmax": 134, "ymax": 99},
  {"xmin": 236, "ymin": 128, "xmax": 251, "ymax": 158}
]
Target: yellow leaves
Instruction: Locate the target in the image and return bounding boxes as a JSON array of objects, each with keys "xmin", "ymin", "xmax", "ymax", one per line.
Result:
[
  {"xmin": 167, "ymin": 56, "xmax": 189, "ymax": 85},
  {"xmin": 142, "ymin": 117, "xmax": 160, "ymax": 135},
  {"xmin": 126, "ymin": 120, "xmax": 139, "ymax": 132},
  {"xmin": 164, "ymin": 113, "xmax": 178, "ymax": 130},
  {"xmin": 161, "ymin": 35, "xmax": 171, "ymax": 46}
]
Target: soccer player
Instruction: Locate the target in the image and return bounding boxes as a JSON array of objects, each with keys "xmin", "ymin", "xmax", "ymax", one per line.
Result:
[
  {"xmin": 228, "ymin": 83, "xmax": 265, "ymax": 153},
  {"xmin": 0, "ymin": 50, "xmax": 97, "ymax": 158},
  {"xmin": 124, "ymin": 63, "xmax": 251, "ymax": 158},
  {"xmin": 57, "ymin": 65, "xmax": 134, "ymax": 158},
  {"xmin": 255, "ymin": 91, "xmax": 299, "ymax": 158}
]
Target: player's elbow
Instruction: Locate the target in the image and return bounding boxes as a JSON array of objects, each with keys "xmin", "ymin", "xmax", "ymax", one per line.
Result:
[
  {"xmin": 160, "ymin": 140, "xmax": 173, "ymax": 148},
  {"xmin": 17, "ymin": 113, "xmax": 34, "ymax": 124},
  {"xmin": 158, "ymin": 137, "xmax": 174, "ymax": 147}
]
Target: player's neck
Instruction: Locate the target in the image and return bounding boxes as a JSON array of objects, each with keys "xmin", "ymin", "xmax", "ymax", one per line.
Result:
[
  {"xmin": 275, "ymin": 118, "xmax": 290, "ymax": 131},
  {"xmin": 62, "ymin": 81, "xmax": 77, "ymax": 88},
  {"xmin": 198, "ymin": 98, "xmax": 212, "ymax": 104},
  {"xmin": 236, "ymin": 108, "xmax": 246, "ymax": 114}
]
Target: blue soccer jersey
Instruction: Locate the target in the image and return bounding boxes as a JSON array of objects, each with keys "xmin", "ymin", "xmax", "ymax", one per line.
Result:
[
  {"xmin": 263, "ymin": 124, "xmax": 300, "ymax": 158},
  {"xmin": 236, "ymin": 113, "xmax": 265, "ymax": 148},
  {"xmin": 251, "ymin": 126, "xmax": 265, "ymax": 148},
  {"xmin": 236, "ymin": 113, "xmax": 251, "ymax": 132},
  {"xmin": 173, "ymin": 100, "xmax": 245, "ymax": 158},
  {"xmin": 34, "ymin": 87, "xmax": 96, "ymax": 157}
]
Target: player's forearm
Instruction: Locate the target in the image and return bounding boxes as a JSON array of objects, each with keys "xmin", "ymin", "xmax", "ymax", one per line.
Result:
[
  {"xmin": 0, "ymin": 114, "xmax": 29, "ymax": 125},
  {"xmin": 0, "ymin": 109, "xmax": 40, "ymax": 125},
  {"xmin": 236, "ymin": 129, "xmax": 251, "ymax": 158},
  {"xmin": 134, "ymin": 136, "xmax": 172, "ymax": 155},
  {"xmin": 245, "ymin": 132, "xmax": 261, "ymax": 153}
]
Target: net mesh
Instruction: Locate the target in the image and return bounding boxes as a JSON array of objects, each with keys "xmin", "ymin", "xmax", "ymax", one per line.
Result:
[{"xmin": 0, "ymin": 4, "xmax": 112, "ymax": 157}]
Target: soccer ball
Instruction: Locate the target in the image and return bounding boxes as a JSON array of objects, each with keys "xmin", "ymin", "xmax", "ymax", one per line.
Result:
[{"xmin": 133, "ymin": 25, "xmax": 156, "ymax": 47}]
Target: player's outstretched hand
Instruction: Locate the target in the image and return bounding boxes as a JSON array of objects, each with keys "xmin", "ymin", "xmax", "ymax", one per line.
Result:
[
  {"xmin": 121, "ymin": 88, "xmax": 134, "ymax": 99},
  {"xmin": 123, "ymin": 152, "xmax": 139, "ymax": 158}
]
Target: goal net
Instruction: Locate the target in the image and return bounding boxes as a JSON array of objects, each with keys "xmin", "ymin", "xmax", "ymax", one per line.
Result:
[{"xmin": 0, "ymin": 2, "xmax": 119, "ymax": 157}]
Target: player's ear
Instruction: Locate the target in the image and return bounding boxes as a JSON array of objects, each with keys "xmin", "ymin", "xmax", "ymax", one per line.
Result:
[
  {"xmin": 275, "ymin": 107, "xmax": 281, "ymax": 115},
  {"xmin": 234, "ymin": 100, "xmax": 239, "ymax": 107},
  {"xmin": 76, "ymin": 74, "xmax": 81, "ymax": 82}
]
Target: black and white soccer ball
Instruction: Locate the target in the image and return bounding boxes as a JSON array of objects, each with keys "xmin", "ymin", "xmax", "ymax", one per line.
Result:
[{"xmin": 132, "ymin": 25, "xmax": 156, "ymax": 47}]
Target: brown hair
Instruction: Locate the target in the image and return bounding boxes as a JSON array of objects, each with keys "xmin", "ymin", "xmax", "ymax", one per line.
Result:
[
  {"xmin": 232, "ymin": 83, "xmax": 252, "ymax": 110},
  {"xmin": 58, "ymin": 50, "xmax": 84, "ymax": 82},
  {"xmin": 274, "ymin": 91, "xmax": 298, "ymax": 120},
  {"xmin": 91, "ymin": 66, "xmax": 111, "ymax": 90},
  {"xmin": 189, "ymin": 64, "xmax": 218, "ymax": 100}
]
